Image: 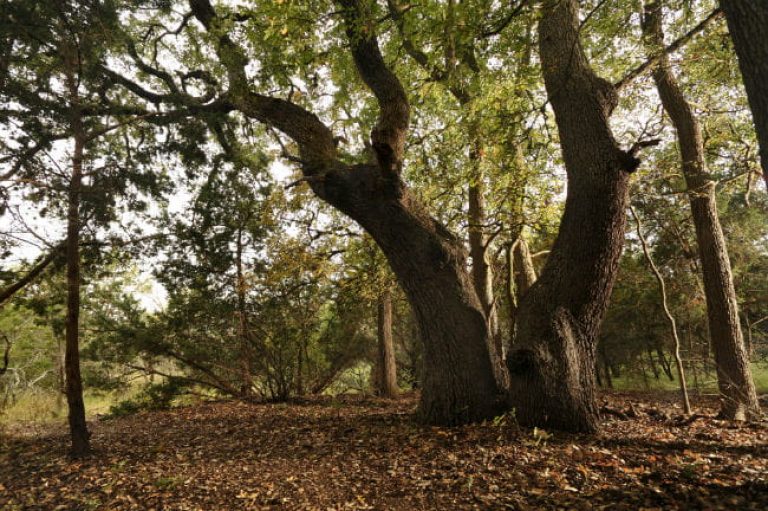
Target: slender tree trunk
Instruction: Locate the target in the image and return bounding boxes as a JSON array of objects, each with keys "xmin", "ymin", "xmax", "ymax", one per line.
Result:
[
  {"xmin": 743, "ymin": 311, "xmax": 753, "ymax": 357},
  {"xmin": 513, "ymin": 239, "xmax": 537, "ymax": 299},
  {"xmin": 631, "ymin": 205, "xmax": 691, "ymax": 413},
  {"xmin": 506, "ymin": 237, "xmax": 537, "ymax": 346},
  {"xmin": 507, "ymin": 0, "xmax": 636, "ymax": 432},
  {"xmin": 646, "ymin": 346, "xmax": 660, "ymax": 380},
  {"xmin": 688, "ymin": 323, "xmax": 701, "ymax": 397},
  {"xmin": 657, "ymin": 346, "xmax": 675, "ymax": 381},
  {"xmin": 469, "ymin": 172, "xmax": 500, "ymax": 356},
  {"xmin": 296, "ymin": 342, "xmax": 304, "ymax": 396},
  {"xmin": 720, "ymin": 0, "xmax": 768, "ymax": 191},
  {"xmin": 235, "ymin": 227, "xmax": 253, "ymax": 396},
  {"xmin": 595, "ymin": 362, "xmax": 603, "ymax": 388},
  {"xmin": 640, "ymin": 358, "xmax": 650, "ymax": 390},
  {"xmin": 505, "ymin": 243, "xmax": 516, "ymax": 346},
  {"xmin": 602, "ymin": 357, "xmax": 614, "ymax": 390},
  {"xmin": 65, "ymin": 114, "xmax": 90, "ymax": 457},
  {"xmin": 643, "ymin": 1, "xmax": 759, "ymax": 420},
  {"xmin": 375, "ymin": 289, "xmax": 398, "ymax": 398}
]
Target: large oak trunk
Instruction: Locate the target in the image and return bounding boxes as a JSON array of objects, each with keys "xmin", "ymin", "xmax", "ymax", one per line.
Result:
[
  {"xmin": 507, "ymin": 0, "xmax": 634, "ymax": 432},
  {"xmin": 314, "ymin": 163, "xmax": 507, "ymax": 424},
  {"xmin": 644, "ymin": 1, "xmax": 760, "ymax": 420},
  {"xmin": 720, "ymin": 0, "xmax": 768, "ymax": 191}
]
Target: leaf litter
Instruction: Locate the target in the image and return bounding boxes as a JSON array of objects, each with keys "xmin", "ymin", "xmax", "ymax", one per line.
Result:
[{"xmin": 1, "ymin": 391, "xmax": 766, "ymax": 510}]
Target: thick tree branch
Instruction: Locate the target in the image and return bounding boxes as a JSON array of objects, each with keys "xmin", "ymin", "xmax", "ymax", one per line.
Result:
[
  {"xmin": 339, "ymin": 0, "xmax": 410, "ymax": 172},
  {"xmin": 188, "ymin": 0, "xmax": 336, "ymax": 164},
  {"xmin": 0, "ymin": 243, "xmax": 65, "ymax": 306}
]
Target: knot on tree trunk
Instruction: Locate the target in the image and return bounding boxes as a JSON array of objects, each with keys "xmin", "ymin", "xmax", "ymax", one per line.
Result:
[
  {"xmin": 506, "ymin": 348, "xmax": 536, "ymax": 375},
  {"xmin": 371, "ymin": 126, "xmax": 402, "ymax": 175}
]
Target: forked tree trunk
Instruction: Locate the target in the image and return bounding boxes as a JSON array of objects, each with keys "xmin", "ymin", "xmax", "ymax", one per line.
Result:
[
  {"xmin": 507, "ymin": 0, "xmax": 636, "ymax": 432},
  {"xmin": 375, "ymin": 289, "xmax": 398, "ymax": 398},
  {"xmin": 720, "ymin": 0, "xmax": 768, "ymax": 191},
  {"xmin": 469, "ymin": 174, "xmax": 499, "ymax": 353},
  {"xmin": 506, "ymin": 237, "xmax": 537, "ymax": 345},
  {"xmin": 643, "ymin": 1, "xmax": 759, "ymax": 420},
  {"xmin": 189, "ymin": 0, "xmax": 508, "ymax": 424}
]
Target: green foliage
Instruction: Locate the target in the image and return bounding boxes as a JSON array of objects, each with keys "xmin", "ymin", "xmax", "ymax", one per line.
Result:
[{"xmin": 105, "ymin": 379, "xmax": 187, "ymax": 419}]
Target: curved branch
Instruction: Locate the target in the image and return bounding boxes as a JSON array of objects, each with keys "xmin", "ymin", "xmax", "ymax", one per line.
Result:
[
  {"xmin": 339, "ymin": 0, "xmax": 410, "ymax": 172},
  {"xmin": 0, "ymin": 243, "xmax": 65, "ymax": 306},
  {"xmin": 188, "ymin": 0, "xmax": 336, "ymax": 164}
]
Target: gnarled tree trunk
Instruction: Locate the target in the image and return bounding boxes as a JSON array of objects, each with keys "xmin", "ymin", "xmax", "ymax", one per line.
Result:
[
  {"xmin": 643, "ymin": 1, "xmax": 759, "ymax": 420},
  {"xmin": 188, "ymin": 0, "xmax": 507, "ymax": 424},
  {"xmin": 720, "ymin": 0, "xmax": 768, "ymax": 191},
  {"xmin": 506, "ymin": 0, "xmax": 637, "ymax": 432}
]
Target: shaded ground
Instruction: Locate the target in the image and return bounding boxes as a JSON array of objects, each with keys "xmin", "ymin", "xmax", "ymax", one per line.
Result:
[{"xmin": 1, "ymin": 392, "xmax": 767, "ymax": 510}]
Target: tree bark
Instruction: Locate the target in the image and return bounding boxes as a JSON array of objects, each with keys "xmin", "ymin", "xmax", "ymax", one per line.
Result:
[
  {"xmin": 235, "ymin": 226, "xmax": 253, "ymax": 396},
  {"xmin": 513, "ymin": 239, "xmax": 537, "ymax": 299},
  {"xmin": 506, "ymin": 0, "xmax": 636, "ymax": 432},
  {"xmin": 720, "ymin": 0, "xmax": 768, "ymax": 191},
  {"xmin": 643, "ymin": 1, "xmax": 759, "ymax": 420},
  {"xmin": 64, "ymin": 107, "xmax": 90, "ymax": 458},
  {"xmin": 506, "ymin": 237, "xmax": 537, "ymax": 346},
  {"xmin": 319, "ymin": 164, "xmax": 507, "ymax": 422},
  {"xmin": 375, "ymin": 289, "xmax": 398, "ymax": 398}
]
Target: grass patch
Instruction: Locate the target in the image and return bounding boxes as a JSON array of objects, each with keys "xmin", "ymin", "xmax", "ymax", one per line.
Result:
[
  {"xmin": 0, "ymin": 385, "xmax": 144, "ymax": 425},
  {"xmin": 611, "ymin": 362, "xmax": 768, "ymax": 394}
]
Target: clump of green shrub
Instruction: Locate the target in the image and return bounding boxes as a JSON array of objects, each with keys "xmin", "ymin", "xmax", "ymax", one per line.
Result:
[{"xmin": 105, "ymin": 379, "xmax": 187, "ymax": 419}]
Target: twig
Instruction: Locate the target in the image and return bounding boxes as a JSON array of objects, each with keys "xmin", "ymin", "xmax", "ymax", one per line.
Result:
[
  {"xmin": 0, "ymin": 333, "xmax": 10, "ymax": 376},
  {"xmin": 285, "ymin": 175, "xmax": 325, "ymax": 189}
]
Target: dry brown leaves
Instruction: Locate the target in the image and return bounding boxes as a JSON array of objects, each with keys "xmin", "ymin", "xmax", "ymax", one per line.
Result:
[{"xmin": 1, "ymin": 391, "xmax": 766, "ymax": 510}]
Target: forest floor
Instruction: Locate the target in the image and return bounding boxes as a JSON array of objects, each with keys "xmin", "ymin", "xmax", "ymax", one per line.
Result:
[{"xmin": 1, "ymin": 391, "xmax": 767, "ymax": 510}]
